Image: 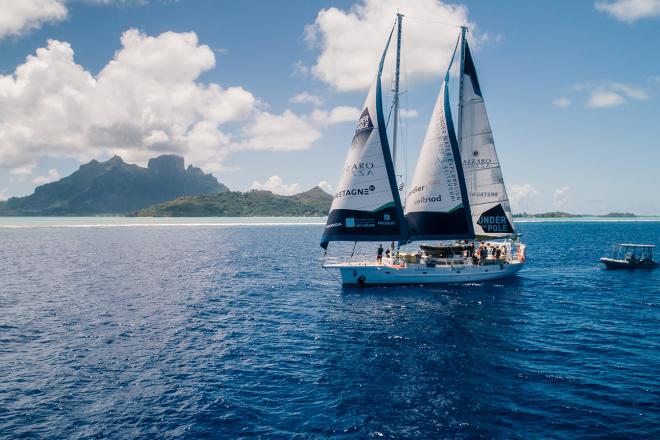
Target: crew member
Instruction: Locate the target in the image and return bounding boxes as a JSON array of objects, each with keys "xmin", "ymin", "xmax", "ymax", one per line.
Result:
[{"xmin": 377, "ymin": 244, "xmax": 384, "ymax": 264}]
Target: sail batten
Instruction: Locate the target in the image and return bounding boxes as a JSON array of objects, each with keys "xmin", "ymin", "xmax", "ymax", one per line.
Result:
[{"xmin": 320, "ymin": 25, "xmax": 408, "ymax": 249}]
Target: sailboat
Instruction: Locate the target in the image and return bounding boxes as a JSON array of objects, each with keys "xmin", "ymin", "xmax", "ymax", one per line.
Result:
[{"xmin": 321, "ymin": 14, "xmax": 526, "ymax": 285}]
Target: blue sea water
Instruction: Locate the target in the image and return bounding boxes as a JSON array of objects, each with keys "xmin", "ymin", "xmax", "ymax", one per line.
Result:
[{"xmin": 1, "ymin": 218, "xmax": 658, "ymax": 439}]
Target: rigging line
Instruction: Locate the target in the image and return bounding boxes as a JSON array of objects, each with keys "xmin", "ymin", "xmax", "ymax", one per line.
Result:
[
  {"xmin": 385, "ymin": 91, "xmax": 408, "ymax": 128},
  {"xmin": 404, "ymin": 15, "xmax": 464, "ymax": 28},
  {"xmin": 323, "ymin": 265, "xmax": 341, "ymax": 284},
  {"xmin": 383, "ymin": 14, "xmax": 400, "ymax": 129},
  {"xmin": 402, "ymin": 47, "xmax": 409, "ymax": 192}
]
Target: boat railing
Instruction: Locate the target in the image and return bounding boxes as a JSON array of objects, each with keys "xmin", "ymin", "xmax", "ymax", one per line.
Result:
[
  {"xmin": 323, "ymin": 252, "xmax": 524, "ymax": 266},
  {"xmin": 322, "ymin": 254, "xmax": 384, "ymax": 266}
]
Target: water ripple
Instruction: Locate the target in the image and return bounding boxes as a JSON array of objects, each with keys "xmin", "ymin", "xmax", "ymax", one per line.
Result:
[{"xmin": 0, "ymin": 222, "xmax": 659, "ymax": 438}]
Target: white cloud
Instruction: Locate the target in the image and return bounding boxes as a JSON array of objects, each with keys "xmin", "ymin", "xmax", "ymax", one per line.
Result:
[
  {"xmin": 553, "ymin": 97, "xmax": 571, "ymax": 108},
  {"xmin": 0, "ymin": 30, "xmax": 249, "ymax": 169},
  {"xmin": 306, "ymin": 0, "xmax": 471, "ymax": 91},
  {"xmin": 292, "ymin": 60, "xmax": 310, "ymax": 76},
  {"xmin": 0, "ymin": 187, "xmax": 9, "ymax": 201},
  {"xmin": 0, "ymin": 1, "xmax": 148, "ymax": 40},
  {"xmin": 310, "ymin": 106, "xmax": 361, "ymax": 125},
  {"xmin": 317, "ymin": 180, "xmax": 333, "ymax": 193},
  {"xmin": 577, "ymin": 82, "xmax": 647, "ymax": 108},
  {"xmin": 236, "ymin": 110, "xmax": 321, "ymax": 152},
  {"xmin": 32, "ymin": 168, "xmax": 61, "ymax": 185},
  {"xmin": 587, "ymin": 90, "xmax": 627, "ymax": 108},
  {"xmin": 595, "ymin": 0, "xmax": 660, "ymax": 22},
  {"xmin": 572, "ymin": 82, "xmax": 591, "ymax": 91},
  {"xmin": 251, "ymin": 175, "xmax": 301, "ymax": 196},
  {"xmin": 609, "ymin": 82, "xmax": 648, "ymax": 100},
  {"xmin": 0, "ymin": 29, "xmax": 318, "ymax": 176},
  {"xmin": 509, "ymin": 184, "xmax": 539, "ymax": 211},
  {"xmin": 8, "ymin": 164, "xmax": 36, "ymax": 182},
  {"xmin": 553, "ymin": 186, "xmax": 570, "ymax": 209},
  {"xmin": 0, "ymin": 0, "xmax": 67, "ymax": 39},
  {"xmin": 400, "ymin": 108, "xmax": 419, "ymax": 118},
  {"xmin": 290, "ymin": 92, "xmax": 324, "ymax": 106}
]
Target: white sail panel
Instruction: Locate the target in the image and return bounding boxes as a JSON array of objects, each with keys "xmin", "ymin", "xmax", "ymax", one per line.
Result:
[
  {"xmin": 459, "ymin": 43, "xmax": 516, "ymax": 237},
  {"xmin": 404, "ymin": 77, "xmax": 473, "ymax": 240},
  {"xmin": 331, "ymin": 84, "xmax": 396, "ymax": 213},
  {"xmin": 321, "ymin": 30, "xmax": 407, "ymax": 248}
]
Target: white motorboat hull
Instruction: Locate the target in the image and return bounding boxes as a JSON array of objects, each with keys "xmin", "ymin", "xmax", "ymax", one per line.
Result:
[{"xmin": 325, "ymin": 261, "xmax": 524, "ymax": 286}]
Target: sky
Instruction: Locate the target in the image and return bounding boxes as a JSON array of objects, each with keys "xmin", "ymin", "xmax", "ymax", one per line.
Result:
[{"xmin": 0, "ymin": 0, "xmax": 659, "ymax": 214}]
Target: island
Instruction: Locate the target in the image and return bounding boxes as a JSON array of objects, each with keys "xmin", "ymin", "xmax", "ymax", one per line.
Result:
[
  {"xmin": 132, "ymin": 186, "xmax": 333, "ymax": 217},
  {"xmin": 0, "ymin": 155, "xmax": 227, "ymax": 216},
  {"xmin": 513, "ymin": 212, "xmax": 637, "ymax": 218}
]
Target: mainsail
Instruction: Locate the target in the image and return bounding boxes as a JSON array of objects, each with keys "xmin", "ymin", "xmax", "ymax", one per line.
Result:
[
  {"xmin": 404, "ymin": 42, "xmax": 474, "ymax": 240},
  {"xmin": 320, "ymin": 28, "xmax": 408, "ymax": 249},
  {"xmin": 458, "ymin": 41, "xmax": 516, "ymax": 238}
]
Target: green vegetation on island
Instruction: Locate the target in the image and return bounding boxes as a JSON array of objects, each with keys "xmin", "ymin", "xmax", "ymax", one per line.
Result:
[
  {"xmin": 513, "ymin": 211, "xmax": 637, "ymax": 218},
  {"xmin": 133, "ymin": 186, "xmax": 333, "ymax": 217},
  {"xmin": 0, "ymin": 155, "xmax": 227, "ymax": 216}
]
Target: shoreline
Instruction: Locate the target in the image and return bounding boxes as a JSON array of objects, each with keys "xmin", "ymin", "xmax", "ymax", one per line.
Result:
[{"xmin": 0, "ymin": 216, "xmax": 659, "ymax": 229}]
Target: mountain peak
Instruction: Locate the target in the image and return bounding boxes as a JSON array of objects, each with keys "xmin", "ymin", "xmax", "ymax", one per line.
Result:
[
  {"xmin": 148, "ymin": 155, "xmax": 185, "ymax": 174},
  {"xmin": 0, "ymin": 155, "xmax": 228, "ymax": 215}
]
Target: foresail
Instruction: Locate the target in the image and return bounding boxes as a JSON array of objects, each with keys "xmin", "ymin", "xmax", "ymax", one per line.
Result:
[
  {"xmin": 459, "ymin": 42, "xmax": 516, "ymax": 238},
  {"xmin": 320, "ymin": 30, "xmax": 407, "ymax": 249},
  {"xmin": 405, "ymin": 53, "xmax": 474, "ymax": 240}
]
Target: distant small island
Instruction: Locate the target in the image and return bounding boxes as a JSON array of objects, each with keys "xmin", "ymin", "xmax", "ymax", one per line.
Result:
[{"xmin": 513, "ymin": 211, "xmax": 637, "ymax": 218}]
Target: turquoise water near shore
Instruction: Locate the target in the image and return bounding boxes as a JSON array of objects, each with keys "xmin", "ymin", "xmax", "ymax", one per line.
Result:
[
  {"xmin": 1, "ymin": 218, "xmax": 658, "ymax": 438},
  {"xmin": 0, "ymin": 216, "xmax": 658, "ymax": 228}
]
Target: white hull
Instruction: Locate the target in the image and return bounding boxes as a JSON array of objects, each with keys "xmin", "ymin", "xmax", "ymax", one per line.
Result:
[{"xmin": 325, "ymin": 260, "xmax": 524, "ymax": 286}]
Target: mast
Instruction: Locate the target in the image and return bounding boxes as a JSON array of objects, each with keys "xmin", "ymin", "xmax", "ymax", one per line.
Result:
[
  {"xmin": 392, "ymin": 12, "xmax": 403, "ymax": 170},
  {"xmin": 456, "ymin": 25, "xmax": 468, "ymax": 153}
]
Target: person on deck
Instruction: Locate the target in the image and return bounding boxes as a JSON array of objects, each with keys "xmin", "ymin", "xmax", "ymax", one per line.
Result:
[{"xmin": 377, "ymin": 244, "xmax": 384, "ymax": 264}]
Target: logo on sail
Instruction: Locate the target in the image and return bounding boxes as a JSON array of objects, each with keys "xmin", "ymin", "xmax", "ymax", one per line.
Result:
[
  {"xmin": 351, "ymin": 108, "xmax": 374, "ymax": 149},
  {"xmin": 463, "ymin": 157, "xmax": 495, "ymax": 169},
  {"xmin": 344, "ymin": 161, "xmax": 374, "ymax": 176},
  {"xmin": 335, "ymin": 185, "xmax": 376, "ymax": 199},
  {"xmin": 477, "ymin": 204, "xmax": 513, "ymax": 233}
]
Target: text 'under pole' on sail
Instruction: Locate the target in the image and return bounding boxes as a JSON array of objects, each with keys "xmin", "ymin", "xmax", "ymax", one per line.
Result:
[
  {"xmin": 458, "ymin": 38, "xmax": 517, "ymax": 238},
  {"xmin": 404, "ymin": 38, "xmax": 474, "ymax": 241},
  {"xmin": 320, "ymin": 26, "xmax": 408, "ymax": 250}
]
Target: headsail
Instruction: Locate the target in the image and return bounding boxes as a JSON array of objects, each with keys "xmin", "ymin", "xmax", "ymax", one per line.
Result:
[
  {"xmin": 404, "ymin": 41, "xmax": 474, "ymax": 240},
  {"xmin": 320, "ymin": 28, "xmax": 408, "ymax": 249},
  {"xmin": 458, "ymin": 40, "xmax": 516, "ymax": 238}
]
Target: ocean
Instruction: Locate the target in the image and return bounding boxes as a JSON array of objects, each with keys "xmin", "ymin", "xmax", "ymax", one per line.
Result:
[{"xmin": 1, "ymin": 218, "xmax": 658, "ymax": 439}]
